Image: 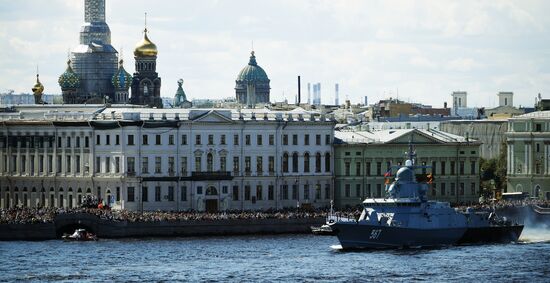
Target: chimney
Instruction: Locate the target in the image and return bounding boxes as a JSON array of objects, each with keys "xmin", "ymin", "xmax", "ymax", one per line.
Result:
[{"xmin": 297, "ymin": 76, "xmax": 301, "ymax": 105}]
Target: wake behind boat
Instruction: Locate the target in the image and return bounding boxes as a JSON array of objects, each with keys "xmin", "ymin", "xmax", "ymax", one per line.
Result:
[{"xmin": 331, "ymin": 143, "xmax": 523, "ymax": 250}]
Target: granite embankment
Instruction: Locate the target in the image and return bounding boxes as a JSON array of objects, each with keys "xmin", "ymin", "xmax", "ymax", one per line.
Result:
[{"xmin": 0, "ymin": 213, "xmax": 325, "ymax": 241}]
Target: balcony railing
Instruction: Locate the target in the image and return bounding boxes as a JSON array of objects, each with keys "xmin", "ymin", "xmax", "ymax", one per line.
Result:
[{"xmin": 190, "ymin": 171, "xmax": 232, "ymax": 180}]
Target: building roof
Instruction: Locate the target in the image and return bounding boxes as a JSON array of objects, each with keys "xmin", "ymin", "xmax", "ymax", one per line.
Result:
[
  {"xmin": 335, "ymin": 128, "xmax": 479, "ymax": 145},
  {"xmin": 236, "ymin": 51, "xmax": 269, "ymax": 83},
  {"xmin": 514, "ymin": 110, "xmax": 550, "ymax": 119}
]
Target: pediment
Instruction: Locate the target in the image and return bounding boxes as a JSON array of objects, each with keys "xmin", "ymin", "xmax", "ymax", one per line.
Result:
[
  {"xmin": 190, "ymin": 110, "xmax": 233, "ymax": 123},
  {"xmin": 386, "ymin": 130, "xmax": 443, "ymax": 144}
]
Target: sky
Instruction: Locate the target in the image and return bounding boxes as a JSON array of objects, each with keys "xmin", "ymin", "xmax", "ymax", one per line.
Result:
[{"xmin": 1, "ymin": 0, "xmax": 550, "ymax": 108}]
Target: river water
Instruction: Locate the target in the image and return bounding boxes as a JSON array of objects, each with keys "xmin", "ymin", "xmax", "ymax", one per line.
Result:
[{"xmin": 1, "ymin": 227, "xmax": 549, "ymax": 282}]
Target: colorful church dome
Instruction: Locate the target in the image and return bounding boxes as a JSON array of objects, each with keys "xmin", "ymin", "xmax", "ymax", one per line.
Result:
[
  {"xmin": 134, "ymin": 28, "xmax": 158, "ymax": 57},
  {"xmin": 236, "ymin": 51, "xmax": 269, "ymax": 83},
  {"xmin": 31, "ymin": 74, "xmax": 44, "ymax": 94},
  {"xmin": 112, "ymin": 59, "xmax": 132, "ymax": 90},
  {"xmin": 58, "ymin": 60, "xmax": 80, "ymax": 90}
]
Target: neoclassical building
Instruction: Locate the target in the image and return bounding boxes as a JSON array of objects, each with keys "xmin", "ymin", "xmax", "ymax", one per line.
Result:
[
  {"xmin": 0, "ymin": 106, "xmax": 334, "ymax": 211},
  {"xmin": 506, "ymin": 111, "xmax": 550, "ymax": 200},
  {"xmin": 334, "ymin": 129, "xmax": 482, "ymax": 207}
]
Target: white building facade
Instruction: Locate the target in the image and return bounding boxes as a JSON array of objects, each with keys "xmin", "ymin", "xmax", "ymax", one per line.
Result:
[{"xmin": 0, "ymin": 107, "xmax": 335, "ymax": 212}]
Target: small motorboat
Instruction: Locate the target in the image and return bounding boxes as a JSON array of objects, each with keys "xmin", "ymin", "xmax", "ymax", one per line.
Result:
[
  {"xmin": 62, "ymin": 229, "xmax": 98, "ymax": 241},
  {"xmin": 311, "ymin": 224, "xmax": 336, "ymax": 236}
]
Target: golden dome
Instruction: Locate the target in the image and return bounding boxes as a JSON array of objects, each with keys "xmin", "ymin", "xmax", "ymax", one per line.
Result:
[
  {"xmin": 134, "ymin": 29, "xmax": 158, "ymax": 57},
  {"xmin": 32, "ymin": 74, "xmax": 44, "ymax": 94}
]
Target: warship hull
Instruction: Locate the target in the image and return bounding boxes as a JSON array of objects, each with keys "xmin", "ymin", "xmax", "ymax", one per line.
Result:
[
  {"xmin": 458, "ymin": 225, "xmax": 524, "ymax": 244},
  {"xmin": 333, "ymin": 222, "xmax": 467, "ymax": 249}
]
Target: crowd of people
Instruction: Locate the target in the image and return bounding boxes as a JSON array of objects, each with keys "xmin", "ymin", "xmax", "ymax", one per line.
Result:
[{"xmin": 0, "ymin": 207, "xmax": 330, "ymax": 225}]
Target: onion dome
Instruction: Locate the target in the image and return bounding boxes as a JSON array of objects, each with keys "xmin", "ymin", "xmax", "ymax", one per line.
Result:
[
  {"xmin": 31, "ymin": 74, "xmax": 44, "ymax": 94},
  {"xmin": 134, "ymin": 28, "xmax": 158, "ymax": 57},
  {"xmin": 112, "ymin": 59, "xmax": 132, "ymax": 90},
  {"xmin": 58, "ymin": 60, "xmax": 80, "ymax": 90},
  {"xmin": 236, "ymin": 51, "xmax": 269, "ymax": 83}
]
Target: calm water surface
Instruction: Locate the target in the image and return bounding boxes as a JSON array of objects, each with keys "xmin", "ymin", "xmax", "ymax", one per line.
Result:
[{"xmin": 1, "ymin": 228, "xmax": 549, "ymax": 282}]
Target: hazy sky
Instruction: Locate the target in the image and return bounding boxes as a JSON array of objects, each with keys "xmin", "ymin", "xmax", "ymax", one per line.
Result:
[{"xmin": 1, "ymin": 0, "xmax": 549, "ymax": 108}]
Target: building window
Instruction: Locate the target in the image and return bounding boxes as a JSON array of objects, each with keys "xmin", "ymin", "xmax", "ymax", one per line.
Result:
[
  {"xmin": 142, "ymin": 186, "xmax": 148, "ymax": 202},
  {"xmin": 155, "ymin": 157, "xmax": 162, "ymax": 174},
  {"xmin": 142, "ymin": 135, "xmax": 148, "ymax": 145},
  {"xmin": 282, "ymin": 153, "xmax": 289, "ymax": 173},
  {"xmin": 115, "ymin": 157, "xmax": 120, "ymax": 174},
  {"xmin": 195, "ymin": 156, "xmax": 201, "ymax": 172},
  {"xmin": 269, "ymin": 135, "xmax": 274, "ymax": 145},
  {"xmin": 344, "ymin": 162, "xmax": 350, "ymax": 176},
  {"xmin": 245, "ymin": 135, "xmax": 251, "ymax": 145},
  {"xmin": 460, "ymin": 161, "xmax": 465, "ymax": 175},
  {"xmin": 76, "ymin": 137, "xmax": 80, "ymax": 148},
  {"xmin": 315, "ymin": 153, "xmax": 322, "ymax": 173},
  {"xmin": 245, "ymin": 185, "xmax": 251, "ymax": 201},
  {"xmin": 156, "ymin": 134, "xmax": 162, "ymax": 145},
  {"xmin": 376, "ymin": 162, "xmax": 382, "ymax": 176},
  {"xmin": 304, "ymin": 184, "xmax": 309, "ymax": 200},
  {"xmin": 451, "ymin": 183, "xmax": 456, "ymax": 196},
  {"xmin": 168, "ymin": 135, "xmax": 174, "ymax": 145},
  {"xmin": 105, "ymin": 157, "xmax": 110, "ymax": 173},
  {"xmin": 441, "ymin": 161, "xmax": 446, "ymax": 175},
  {"xmin": 67, "ymin": 137, "xmax": 72, "ymax": 147},
  {"xmin": 208, "ymin": 134, "xmax": 214, "ymax": 145},
  {"xmin": 127, "ymin": 135, "xmax": 134, "ymax": 146},
  {"xmin": 256, "ymin": 185, "xmax": 263, "ymax": 201},
  {"xmin": 142, "ymin": 157, "xmax": 149, "ymax": 174},
  {"xmin": 127, "ymin": 187, "xmax": 135, "ymax": 202},
  {"xmin": 282, "ymin": 135, "xmax": 288, "ymax": 145},
  {"xmin": 195, "ymin": 135, "xmax": 201, "ymax": 145},
  {"xmin": 220, "ymin": 135, "xmax": 226, "ymax": 145},
  {"xmin": 315, "ymin": 134, "xmax": 321, "ymax": 145},
  {"xmin": 116, "ymin": 187, "xmax": 121, "ymax": 202},
  {"xmin": 345, "ymin": 184, "xmax": 350, "ymax": 198},
  {"xmin": 325, "ymin": 134, "xmax": 331, "ymax": 145},
  {"xmin": 181, "ymin": 157, "xmax": 187, "ymax": 175},
  {"xmin": 105, "ymin": 135, "xmax": 110, "ymax": 145},
  {"xmin": 155, "ymin": 186, "xmax": 161, "ymax": 202},
  {"xmin": 115, "ymin": 135, "xmax": 120, "ymax": 145},
  {"xmin": 233, "ymin": 134, "xmax": 239, "ymax": 145},
  {"xmin": 356, "ymin": 162, "xmax": 361, "ymax": 176},
  {"xmin": 95, "ymin": 157, "xmax": 101, "ymax": 173},
  {"xmin": 366, "ymin": 162, "xmax": 371, "ymax": 176},
  {"xmin": 459, "ymin": 183, "xmax": 465, "ymax": 195},
  {"xmin": 181, "ymin": 186, "xmax": 187, "ymax": 201},
  {"xmin": 85, "ymin": 137, "xmax": 89, "ymax": 148},
  {"xmin": 127, "ymin": 157, "xmax": 135, "ymax": 174},
  {"xmin": 292, "ymin": 134, "xmax": 298, "ymax": 145},
  {"xmin": 257, "ymin": 135, "xmax": 263, "ymax": 146},
  {"xmin": 269, "ymin": 156, "xmax": 275, "ymax": 173},
  {"xmin": 256, "ymin": 156, "xmax": 263, "ymax": 174},
  {"xmin": 66, "ymin": 156, "xmax": 71, "ymax": 173},
  {"xmin": 245, "ymin": 156, "xmax": 251, "ymax": 174},
  {"xmin": 470, "ymin": 161, "xmax": 476, "ymax": 175},
  {"xmin": 356, "ymin": 184, "xmax": 361, "ymax": 198},
  {"xmin": 232, "ymin": 186, "xmax": 239, "ymax": 200},
  {"xmin": 168, "ymin": 186, "xmax": 174, "ymax": 201},
  {"xmin": 282, "ymin": 185, "xmax": 289, "ymax": 200},
  {"xmin": 96, "ymin": 135, "xmax": 100, "ymax": 145},
  {"xmin": 168, "ymin": 157, "xmax": 175, "ymax": 174},
  {"xmin": 304, "ymin": 134, "xmax": 310, "ymax": 145},
  {"xmin": 182, "ymin": 134, "xmax": 187, "ymax": 145},
  {"xmin": 207, "ymin": 153, "xmax": 213, "ymax": 172},
  {"xmin": 233, "ymin": 157, "xmax": 239, "ymax": 173},
  {"xmin": 441, "ymin": 183, "xmax": 446, "ymax": 196},
  {"xmin": 292, "ymin": 152, "xmax": 299, "ymax": 173},
  {"xmin": 197, "ymin": 186, "xmax": 203, "ymax": 195},
  {"xmin": 471, "ymin": 183, "xmax": 476, "ymax": 195},
  {"xmin": 220, "ymin": 156, "xmax": 226, "ymax": 172},
  {"xmin": 268, "ymin": 185, "xmax": 274, "ymax": 200},
  {"xmin": 303, "ymin": 153, "xmax": 310, "ymax": 173}
]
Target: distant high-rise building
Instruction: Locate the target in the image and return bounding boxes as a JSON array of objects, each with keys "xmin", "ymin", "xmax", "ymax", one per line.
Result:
[
  {"xmin": 364, "ymin": 96, "xmax": 368, "ymax": 106},
  {"xmin": 62, "ymin": 0, "xmax": 118, "ymax": 104},
  {"xmin": 307, "ymin": 83, "xmax": 311, "ymax": 104},
  {"xmin": 335, "ymin": 83, "xmax": 339, "ymax": 105},
  {"xmin": 312, "ymin": 83, "xmax": 321, "ymax": 105}
]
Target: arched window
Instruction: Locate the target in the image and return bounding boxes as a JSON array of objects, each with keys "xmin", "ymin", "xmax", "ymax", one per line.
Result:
[
  {"xmin": 324, "ymin": 152, "xmax": 331, "ymax": 172},
  {"xmin": 303, "ymin": 152, "xmax": 310, "ymax": 173},
  {"xmin": 207, "ymin": 153, "xmax": 214, "ymax": 172},
  {"xmin": 292, "ymin": 152, "xmax": 299, "ymax": 173},
  {"xmin": 315, "ymin": 153, "xmax": 322, "ymax": 173},
  {"xmin": 282, "ymin": 152, "xmax": 289, "ymax": 173},
  {"xmin": 206, "ymin": 186, "xmax": 218, "ymax": 195}
]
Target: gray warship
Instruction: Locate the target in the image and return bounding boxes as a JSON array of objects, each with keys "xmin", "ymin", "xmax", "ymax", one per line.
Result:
[{"xmin": 332, "ymin": 145, "xmax": 523, "ymax": 249}]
